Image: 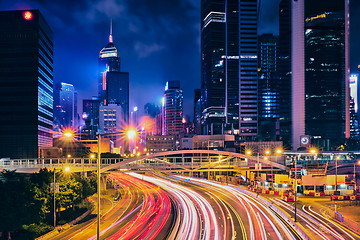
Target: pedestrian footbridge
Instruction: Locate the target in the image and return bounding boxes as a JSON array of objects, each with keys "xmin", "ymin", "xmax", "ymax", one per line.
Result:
[{"xmin": 0, "ymin": 150, "xmax": 287, "ymax": 173}]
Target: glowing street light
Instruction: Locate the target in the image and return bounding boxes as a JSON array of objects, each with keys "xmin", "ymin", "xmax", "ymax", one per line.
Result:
[
  {"xmin": 62, "ymin": 129, "xmax": 75, "ymax": 140},
  {"xmin": 309, "ymin": 148, "xmax": 317, "ymax": 154},
  {"xmin": 246, "ymin": 150, "xmax": 252, "ymax": 155},
  {"xmin": 127, "ymin": 129, "xmax": 136, "ymax": 140},
  {"xmin": 276, "ymin": 148, "xmax": 283, "ymax": 155},
  {"xmin": 265, "ymin": 149, "xmax": 271, "ymax": 155}
]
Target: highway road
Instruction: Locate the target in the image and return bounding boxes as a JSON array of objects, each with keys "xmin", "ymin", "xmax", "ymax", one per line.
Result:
[{"xmin": 48, "ymin": 172, "xmax": 360, "ymax": 239}]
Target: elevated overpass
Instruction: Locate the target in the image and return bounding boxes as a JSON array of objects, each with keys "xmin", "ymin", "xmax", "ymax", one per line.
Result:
[{"xmin": 0, "ymin": 150, "xmax": 287, "ymax": 174}]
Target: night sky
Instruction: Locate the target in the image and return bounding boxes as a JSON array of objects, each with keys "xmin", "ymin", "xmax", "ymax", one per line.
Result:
[{"xmin": 1, "ymin": 0, "xmax": 359, "ymax": 118}]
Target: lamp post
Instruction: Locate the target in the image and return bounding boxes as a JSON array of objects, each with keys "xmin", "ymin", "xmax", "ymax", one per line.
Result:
[
  {"xmin": 294, "ymin": 154, "xmax": 299, "ymax": 222},
  {"xmin": 335, "ymin": 155, "xmax": 340, "ymax": 192},
  {"xmin": 62, "ymin": 128, "xmax": 135, "ymax": 240},
  {"xmin": 53, "ymin": 167, "xmax": 70, "ymax": 228},
  {"xmin": 245, "ymin": 150, "xmax": 260, "ymax": 183},
  {"xmin": 354, "ymin": 160, "xmax": 360, "ymax": 194}
]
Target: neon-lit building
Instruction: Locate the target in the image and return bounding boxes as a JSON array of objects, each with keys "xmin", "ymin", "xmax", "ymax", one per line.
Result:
[
  {"xmin": 0, "ymin": 10, "xmax": 53, "ymax": 158},
  {"xmin": 98, "ymin": 22, "xmax": 129, "ymax": 125},
  {"xmin": 291, "ymin": 0, "xmax": 350, "ymax": 150}
]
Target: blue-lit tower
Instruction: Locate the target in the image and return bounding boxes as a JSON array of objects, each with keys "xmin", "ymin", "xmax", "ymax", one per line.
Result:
[
  {"xmin": 54, "ymin": 82, "xmax": 74, "ymax": 131},
  {"xmin": 0, "ymin": 10, "xmax": 53, "ymax": 158}
]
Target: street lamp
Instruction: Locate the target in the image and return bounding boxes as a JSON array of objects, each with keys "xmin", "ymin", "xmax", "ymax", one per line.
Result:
[
  {"xmin": 245, "ymin": 150, "xmax": 260, "ymax": 183},
  {"xmin": 53, "ymin": 167, "xmax": 70, "ymax": 227},
  {"xmin": 335, "ymin": 155, "xmax": 341, "ymax": 192},
  {"xmin": 62, "ymin": 126, "xmax": 137, "ymax": 240}
]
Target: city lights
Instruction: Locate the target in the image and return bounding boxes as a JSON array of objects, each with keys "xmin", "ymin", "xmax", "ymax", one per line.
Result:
[{"xmin": 23, "ymin": 11, "xmax": 33, "ymax": 20}]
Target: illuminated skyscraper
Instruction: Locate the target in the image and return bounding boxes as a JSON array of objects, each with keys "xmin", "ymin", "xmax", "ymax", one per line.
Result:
[
  {"xmin": 291, "ymin": 0, "xmax": 349, "ymax": 150},
  {"xmin": 98, "ymin": 22, "xmax": 129, "ymax": 125},
  {"xmin": 0, "ymin": 10, "xmax": 53, "ymax": 158},
  {"xmin": 53, "ymin": 82, "xmax": 74, "ymax": 131},
  {"xmin": 164, "ymin": 81, "xmax": 183, "ymax": 136},
  {"xmin": 258, "ymin": 34, "xmax": 280, "ymax": 141},
  {"xmin": 201, "ymin": 0, "xmax": 258, "ymax": 140}
]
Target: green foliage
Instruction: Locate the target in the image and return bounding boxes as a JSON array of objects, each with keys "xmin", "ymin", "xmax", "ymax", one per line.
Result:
[
  {"xmin": 0, "ymin": 169, "xmax": 97, "ymax": 235},
  {"xmin": 0, "ymin": 171, "xmax": 44, "ymax": 232},
  {"xmin": 22, "ymin": 222, "xmax": 54, "ymax": 238}
]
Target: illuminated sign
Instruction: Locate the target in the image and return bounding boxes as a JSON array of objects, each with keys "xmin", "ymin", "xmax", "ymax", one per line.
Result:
[
  {"xmin": 165, "ymin": 82, "xmax": 168, "ymax": 91},
  {"xmin": 23, "ymin": 11, "xmax": 33, "ymax": 21},
  {"xmin": 305, "ymin": 13, "xmax": 326, "ymax": 22}
]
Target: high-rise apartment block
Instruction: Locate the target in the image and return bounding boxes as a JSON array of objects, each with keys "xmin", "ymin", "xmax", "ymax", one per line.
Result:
[{"xmin": 0, "ymin": 10, "xmax": 53, "ymax": 158}]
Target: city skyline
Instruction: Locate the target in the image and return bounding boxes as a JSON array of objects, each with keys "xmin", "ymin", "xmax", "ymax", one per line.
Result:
[{"xmin": 0, "ymin": 0, "xmax": 311, "ymax": 118}]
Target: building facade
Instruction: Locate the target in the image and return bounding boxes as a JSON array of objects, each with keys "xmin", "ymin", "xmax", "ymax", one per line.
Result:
[
  {"xmin": 258, "ymin": 34, "xmax": 280, "ymax": 141},
  {"xmin": 291, "ymin": 0, "xmax": 349, "ymax": 150},
  {"xmin": 99, "ymin": 104, "xmax": 124, "ymax": 148},
  {"xmin": 98, "ymin": 25, "xmax": 129, "ymax": 125},
  {"xmin": 146, "ymin": 135, "xmax": 176, "ymax": 153},
  {"xmin": 201, "ymin": 0, "xmax": 258, "ymax": 139},
  {"xmin": 164, "ymin": 81, "xmax": 183, "ymax": 136},
  {"xmin": 0, "ymin": 10, "xmax": 53, "ymax": 158},
  {"xmin": 53, "ymin": 82, "xmax": 74, "ymax": 131}
]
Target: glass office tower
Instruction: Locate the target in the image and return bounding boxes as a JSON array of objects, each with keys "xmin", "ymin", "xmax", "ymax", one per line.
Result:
[
  {"xmin": 201, "ymin": 0, "xmax": 258, "ymax": 140},
  {"xmin": 0, "ymin": 10, "xmax": 53, "ymax": 158}
]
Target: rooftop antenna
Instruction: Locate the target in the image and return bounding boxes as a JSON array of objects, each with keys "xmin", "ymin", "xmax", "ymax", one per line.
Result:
[{"xmin": 109, "ymin": 19, "xmax": 113, "ymax": 43}]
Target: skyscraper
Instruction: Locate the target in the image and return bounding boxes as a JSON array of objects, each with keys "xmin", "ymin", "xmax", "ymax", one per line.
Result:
[
  {"xmin": 201, "ymin": 0, "xmax": 258, "ymax": 139},
  {"xmin": 350, "ymin": 74, "xmax": 359, "ymax": 139},
  {"xmin": 98, "ymin": 23, "xmax": 129, "ymax": 125},
  {"xmin": 53, "ymin": 82, "xmax": 74, "ymax": 131},
  {"xmin": 258, "ymin": 34, "xmax": 280, "ymax": 141},
  {"xmin": 194, "ymin": 89, "xmax": 201, "ymax": 135},
  {"xmin": 0, "ymin": 10, "xmax": 53, "ymax": 158},
  {"xmin": 82, "ymin": 98, "xmax": 100, "ymax": 137},
  {"xmin": 292, "ymin": 0, "xmax": 350, "ymax": 149},
  {"xmin": 99, "ymin": 104, "xmax": 124, "ymax": 148},
  {"xmin": 278, "ymin": 0, "xmax": 292, "ymax": 146},
  {"xmin": 164, "ymin": 81, "xmax": 183, "ymax": 136}
]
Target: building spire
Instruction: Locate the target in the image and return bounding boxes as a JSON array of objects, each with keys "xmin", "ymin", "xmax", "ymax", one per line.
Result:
[{"xmin": 109, "ymin": 19, "xmax": 113, "ymax": 43}]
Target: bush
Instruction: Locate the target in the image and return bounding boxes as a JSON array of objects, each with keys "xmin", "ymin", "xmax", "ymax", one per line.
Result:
[{"xmin": 22, "ymin": 222, "xmax": 53, "ymax": 238}]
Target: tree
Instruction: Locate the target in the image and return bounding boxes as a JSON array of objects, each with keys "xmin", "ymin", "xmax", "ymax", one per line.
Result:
[{"xmin": 0, "ymin": 171, "xmax": 44, "ymax": 234}]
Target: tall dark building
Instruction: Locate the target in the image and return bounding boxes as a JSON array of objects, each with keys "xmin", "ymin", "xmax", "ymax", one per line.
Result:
[
  {"xmin": 53, "ymin": 82, "xmax": 74, "ymax": 131},
  {"xmin": 201, "ymin": 0, "xmax": 258, "ymax": 139},
  {"xmin": 258, "ymin": 34, "xmax": 280, "ymax": 141},
  {"xmin": 0, "ymin": 10, "xmax": 53, "ymax": 158},
  {"xmin": 291, "ymin": 0, "xmax": 349, "ymax": 150},
  {"xmin": 98, "ymin": 24, "xmax": 129, "ymax": 125},
  {"xmin": 164, "ymin": 81, "xmax": 183, "ymax": 136},
  {"xmin": 278, "ymin": 0, "xmax": 292, "ymax": 146},
  {"xmin": 194, "ymin": 89, "xmax": 201, "ymax": 135},
  {"xmin": 82, "ymin": 98, "xmax": 100, "ymax": 137}
]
